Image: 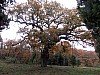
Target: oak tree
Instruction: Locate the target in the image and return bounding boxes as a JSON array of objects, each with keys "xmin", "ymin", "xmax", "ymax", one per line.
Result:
[{"xmin": 8, "ymin": 0, "xmax": 94, "ymax": 67}]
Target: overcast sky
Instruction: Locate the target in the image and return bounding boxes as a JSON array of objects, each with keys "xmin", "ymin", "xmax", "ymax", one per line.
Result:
[
  {"xmin": 16, "ymin": 0, "xmax": 77, "ymax": 9},
  {"xmin": 17, "ymin": 0, "xmax": 77, "ymax": 8}
]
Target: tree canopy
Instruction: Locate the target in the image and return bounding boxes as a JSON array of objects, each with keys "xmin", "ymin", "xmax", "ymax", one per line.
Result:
[{"xmin": 0, "ymin": 0, "xmax": 94, "ymax": 67}]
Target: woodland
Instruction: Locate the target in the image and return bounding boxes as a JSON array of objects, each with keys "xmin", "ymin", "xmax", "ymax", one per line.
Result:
[{"xmin": 0, "ymin": 0, "xmax": 100, "ymax": 75}]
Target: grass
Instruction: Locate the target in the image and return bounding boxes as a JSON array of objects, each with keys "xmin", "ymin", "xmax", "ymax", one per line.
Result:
[{"xmin": 0, "ymin": 59, "xmax": 100, "ymax": 75}]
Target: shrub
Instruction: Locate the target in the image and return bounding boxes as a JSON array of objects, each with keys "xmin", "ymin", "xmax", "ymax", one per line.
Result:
[
  {"xmin": 48, "ymin": 52, "xmax": 69, "ymax": 66},
  {"xmin": 76, "ymin": 59, "xmax": 81, "ymax": 67},
  {"xmin": 70, "ymin": 55, "xmax": 76, "ymax": 68}
]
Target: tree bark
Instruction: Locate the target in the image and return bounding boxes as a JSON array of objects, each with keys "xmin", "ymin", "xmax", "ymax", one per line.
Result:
[{"xmin": 41, "ymin": 47, "xmax": 49, "ymax": 67}]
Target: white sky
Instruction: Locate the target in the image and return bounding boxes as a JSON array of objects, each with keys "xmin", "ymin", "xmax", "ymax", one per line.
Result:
[
  {"xmin": 52, "ymin": 0, "xmax": 77, "ymax": 9},
  {"xmin": 0, "ymin": 0, "xmax": 95, "ymax": 51},
  {"xmin": 16, "ymin": 0, "xmax": 77, "ymax": 9},
  {"xmin": 1, "ymin": 22, "xmax": 20, "ymax": 41}
]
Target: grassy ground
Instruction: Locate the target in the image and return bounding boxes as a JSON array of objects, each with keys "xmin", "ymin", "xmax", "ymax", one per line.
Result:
[{"xmin": 0, "ymin": 59, "xmax": 100, "ymax": 75}]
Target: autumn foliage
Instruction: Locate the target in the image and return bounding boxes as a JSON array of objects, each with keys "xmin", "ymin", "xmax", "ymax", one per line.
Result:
[
  {"xmin": 0, "ymin": 39, "xmax": 99, "ymax": 66},
  {"xmin": 49, "ymin": 41, "xmax": 99, "ymax": 66}
]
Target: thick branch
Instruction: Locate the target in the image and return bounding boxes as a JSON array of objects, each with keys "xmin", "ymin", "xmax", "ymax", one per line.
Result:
[{"xmin": 11, "ymin": 20, "xmax": 43, "ymax": 32}]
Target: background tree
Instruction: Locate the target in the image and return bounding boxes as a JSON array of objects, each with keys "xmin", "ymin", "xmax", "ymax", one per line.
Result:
[
  {"xmin": 0, "ymin": 34, "xmax": 3, "ymax": 48},
  {"xmin": 83, "ymin": 50, "xmax": 99, "ymax": 66},
  {"xmin": 77, "ymin": 0, "xmax": 100, "ymax": 59},
  {"xmin": 0, "ymin": 0, "xmax": 15, "ymax": 31}
]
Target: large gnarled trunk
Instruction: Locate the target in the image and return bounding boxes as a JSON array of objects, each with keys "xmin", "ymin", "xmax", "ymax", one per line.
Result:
[{"xmin": 41, "ymin": 46, "xmax": 49, "ymax": 67}]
